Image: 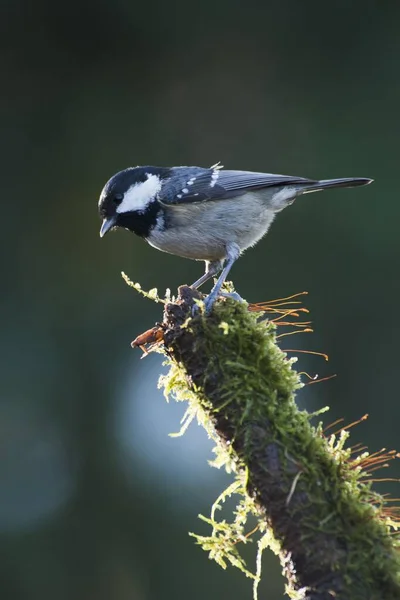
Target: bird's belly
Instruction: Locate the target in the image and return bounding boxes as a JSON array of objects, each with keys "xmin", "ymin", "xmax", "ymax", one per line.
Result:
[
  {"xmin": 147, "ymin": 194, "xmax": 275, "ymax": 261},
  {"xmin": 148, "ymin": 230, "xmax": 225, "ymax": 261}
]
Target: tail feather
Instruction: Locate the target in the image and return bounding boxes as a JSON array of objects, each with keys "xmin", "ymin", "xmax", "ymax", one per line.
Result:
[
  {"xmin": 307, "ymin": 177, "xmax": 373, "ymax": 192},
  {"xmin": 270, "ymin": 176, "xmax": 373, "ymax": 211}
]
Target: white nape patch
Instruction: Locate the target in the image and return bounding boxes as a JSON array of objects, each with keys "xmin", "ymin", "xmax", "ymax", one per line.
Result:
[
  {"xmin": 210, "ymin": 169, "xmax": 220, "ymax": 188},
  {"xmin": 116, "ymin": 173, "xmax": 161, "ymax": 214}
]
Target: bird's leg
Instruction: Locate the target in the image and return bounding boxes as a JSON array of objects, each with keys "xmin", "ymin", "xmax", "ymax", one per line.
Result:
[
  {"xmin": 204, "ymin": 243, "xmax": 241, "ymax": 314},
  {"xmin": 191, "ymin": 259, "xmax": 224, "ymax": 290}
]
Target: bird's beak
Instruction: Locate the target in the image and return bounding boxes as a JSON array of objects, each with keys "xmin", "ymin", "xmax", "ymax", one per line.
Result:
[{"xmin": 100, "ymin": 216, "xmax": 117, "ymax": 238}]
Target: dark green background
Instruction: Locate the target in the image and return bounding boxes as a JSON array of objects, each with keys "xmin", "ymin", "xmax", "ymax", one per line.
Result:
[{"xmin": 2, "ymin": 1, "xmax": 400, "ymax": 598}]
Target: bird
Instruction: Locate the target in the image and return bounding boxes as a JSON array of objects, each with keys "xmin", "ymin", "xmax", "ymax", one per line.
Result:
[{"xmin": 98, "ymin": 164, "xmax": 373, "ymax": 313}]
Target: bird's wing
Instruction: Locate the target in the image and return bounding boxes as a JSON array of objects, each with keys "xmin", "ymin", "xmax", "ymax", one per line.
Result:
[{"xmin": 158, "ymin": 167, "xmax": 316, "ymax": 205}]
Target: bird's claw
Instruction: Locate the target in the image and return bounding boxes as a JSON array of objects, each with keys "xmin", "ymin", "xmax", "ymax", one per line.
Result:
[
  {"xmin": 191, "ymin": 290, "xmax": 245, "ymax": 316},
  {"xmin": 191, "ymin": 294, "xmax": 216, "ymax": 316},
  {"xmin": 219, "ymin": 291, "xmax": 245, "ymax": 303}
]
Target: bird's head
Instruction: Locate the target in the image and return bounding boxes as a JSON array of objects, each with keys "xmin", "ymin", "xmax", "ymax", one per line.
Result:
[{"xmin": 98, "ymin": 167, "xmax": 168, "ymax": 238}]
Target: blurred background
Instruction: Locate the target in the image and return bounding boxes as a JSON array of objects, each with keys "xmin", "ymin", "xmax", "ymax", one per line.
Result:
[{"xmin": 2, "ymin": 1, "xmax": 400, "ymax": 598}]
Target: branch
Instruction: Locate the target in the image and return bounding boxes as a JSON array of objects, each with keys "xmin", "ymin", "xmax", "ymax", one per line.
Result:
[{"xmin": 134, "ymin": 283, "xmax": 400, "ymax": 599}]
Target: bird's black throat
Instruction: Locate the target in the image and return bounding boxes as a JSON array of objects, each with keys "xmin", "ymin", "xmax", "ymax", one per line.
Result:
[{"xmin": 116, "ymin": 200, "xmax": 161, "ymax": 238}]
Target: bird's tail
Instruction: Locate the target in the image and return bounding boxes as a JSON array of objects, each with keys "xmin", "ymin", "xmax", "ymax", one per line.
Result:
[
  {"xmin": 310, "ymin": 177, "xmax": 373, "ymax": 191},
  {"xmin": 271, "ymin": 176, "xmax": 373, "ymax": 211}
]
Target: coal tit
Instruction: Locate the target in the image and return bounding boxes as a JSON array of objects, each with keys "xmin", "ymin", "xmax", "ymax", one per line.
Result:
[{"xmin": 98, "ymin": 164, "xmax": 372, "ymax": 312}]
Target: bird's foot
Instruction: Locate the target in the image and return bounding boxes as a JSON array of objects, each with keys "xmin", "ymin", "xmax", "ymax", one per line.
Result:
[
  {"xmin": 191, "ymin": 290, "xmax": 245, "ymax": 316},
  {"xmin": 190, "ymin": 290, "xmax": 218, "ymax": 316},
  {"xmin": 219, "ymin": 291, "xmax": 245, "ymax": 303},
  {"xmin": 203, "ymin": 291, "xmax": 220, "ymax": 315}
]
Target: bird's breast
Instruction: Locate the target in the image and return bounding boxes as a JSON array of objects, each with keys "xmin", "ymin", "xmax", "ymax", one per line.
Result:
[{"xmin": 147, "ymin": 193, "xmax": 276, "ymax": 261}]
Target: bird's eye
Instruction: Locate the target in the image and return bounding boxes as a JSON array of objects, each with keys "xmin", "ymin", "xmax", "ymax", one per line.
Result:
[{"xmin": 114, "ymin": 194, "xmax": 124, "ymax": 205}]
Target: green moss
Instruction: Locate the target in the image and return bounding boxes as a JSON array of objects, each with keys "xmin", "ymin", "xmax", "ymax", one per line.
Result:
[{"xmin": 126, "ymin": 276, "xmax": 400, "ymax": 599}]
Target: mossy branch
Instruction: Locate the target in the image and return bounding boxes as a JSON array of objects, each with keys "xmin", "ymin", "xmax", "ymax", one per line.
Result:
[{"xmin": 126, "ymin": 278, "xmax": 400, "ymax": 600}]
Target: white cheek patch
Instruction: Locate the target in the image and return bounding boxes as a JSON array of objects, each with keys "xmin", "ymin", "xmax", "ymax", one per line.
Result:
[{"xmin": 116, "ymin": 174, "xmax": 161, "ymax": 214}]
